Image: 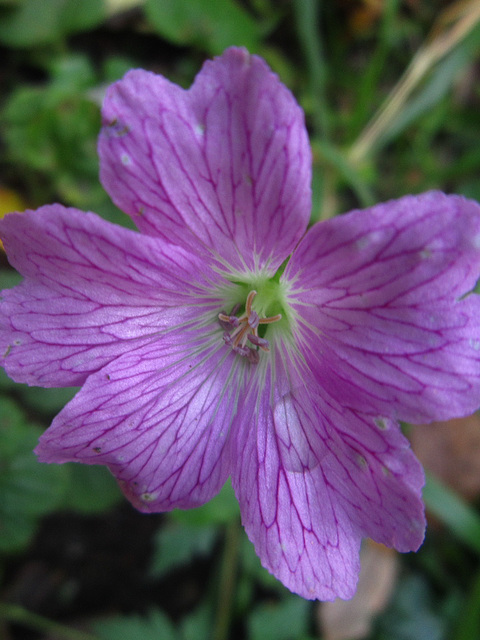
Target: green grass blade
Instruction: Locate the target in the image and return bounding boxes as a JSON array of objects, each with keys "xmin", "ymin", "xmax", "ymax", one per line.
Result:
[{"xmin": 423, "ymin": 474, "xmax": 480, "ymax": 556}]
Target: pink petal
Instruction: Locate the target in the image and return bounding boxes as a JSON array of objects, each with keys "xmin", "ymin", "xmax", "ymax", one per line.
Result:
[
  {"xmin": 99, "ymin": 47, "xmax": 311, "ymax": 271},
  {"xmin": 35, "ymin": 332, "xmax": 247, "ymax": 512},
  {"xmin": 0, "ymin": 205, "xmax": 222, "ymax": 387},
  {"xmin": 231, "ymin": 359, "xmax": 425, "ymax": 600},
  {"xmin": 285, "ymin": 192, "xmax": 480, "ymax": 423}
]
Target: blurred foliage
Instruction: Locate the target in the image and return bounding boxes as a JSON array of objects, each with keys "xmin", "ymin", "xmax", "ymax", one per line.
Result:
[
  {"xmin": 144, "ymin": 0, "xmax": 267, "ymax": 54},
  {"xmin": 1, "ymin": 0, "xmax": 480, "ymax": 639},
  {"xmin": 0, "ymin": 0, "xmax": 106, "ymax": 47},
  {"xmin": 94, "ymin": 609, "xmax": 179, "ymax": 640},
  {"xmin": 375, "ymin": 574, "xmax": 447, "ymax": 640},
  {"xmin": 0, "ymin": 396, "xmax": 68, "ymax": 552}
]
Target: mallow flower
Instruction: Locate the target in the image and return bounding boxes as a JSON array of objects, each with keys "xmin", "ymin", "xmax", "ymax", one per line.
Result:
[{"xmin": 2, "ymin": 47, "xmax": 480, "ymax": 601}]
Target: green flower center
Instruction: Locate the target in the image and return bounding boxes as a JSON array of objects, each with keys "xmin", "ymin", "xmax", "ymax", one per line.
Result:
[{"xmin": 218, "ymin": 278, "xmax": 291, "ymax": 363}]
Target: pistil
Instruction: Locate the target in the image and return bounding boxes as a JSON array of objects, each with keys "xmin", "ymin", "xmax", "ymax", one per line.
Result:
[{"xmin": 218, "ymin": 290, "xmax": 282, "ymax": 363}]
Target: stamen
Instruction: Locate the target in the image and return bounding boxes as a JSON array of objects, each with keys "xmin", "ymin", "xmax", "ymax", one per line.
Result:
[
  {"xmin": 218, "ymin": 313, "xmax": 240, "ymax": 330},
  {"xmin": 247, "ymin": 334, "xmax": 269, "ymax": 350},
  {"xmin": 218, "ymin": 290, "xmax": 282, "ymax": 363},
  {"xmin": 248, "ymin": 310, "xmax": 260, "ymax": 329}
]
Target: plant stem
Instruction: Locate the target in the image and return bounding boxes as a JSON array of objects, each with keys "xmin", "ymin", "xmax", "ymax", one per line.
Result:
[
  {"xmin": 0, "ymin": 602, "xmax": 100, "ymax": 640},
  {"xmin": 212, "ymin": 520, "xmax": 241, "ymax": 640}
]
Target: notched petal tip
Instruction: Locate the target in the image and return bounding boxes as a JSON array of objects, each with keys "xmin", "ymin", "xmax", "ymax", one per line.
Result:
[{"xmin": 99, "ymin": 47, "xmax": 311, "ymax": 270}]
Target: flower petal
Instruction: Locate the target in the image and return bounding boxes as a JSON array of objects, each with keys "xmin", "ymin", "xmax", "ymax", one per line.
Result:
[
  {"xmin": 231, "ymin": 358, "xmax": 425, "ymax": 600},
  {"xmin": 285, "ymin": 192, "xmax": 480, "ymax": 423},
  {"xmin": 0, "ymin": 205, "xmax": 221, "ymax": 387},
  {"xmin": 99, "ymin": 47, "xmax": 311, "ymax": 271},
  {"xmin": 35, "ymin": 332, "xmax": 247, "ymax": 512}
]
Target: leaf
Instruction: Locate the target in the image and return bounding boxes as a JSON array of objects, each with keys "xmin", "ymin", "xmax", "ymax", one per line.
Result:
[
  {"xmin": 453, "ymin": 569, "xmax": 480, "ymax": 640},
  {"xmin": 171, "ymin": 479, "xmax": 239, "ymax": 526},
  {"xmin": 0, "ymin": 270, "xmax": 22, "ymax": 295},
  {"xmin": 144, "ymin": 0, "xmax": 262, "ymax": 55},
  {"xmin": 423, "ymin": 474, "xmax": 480, "ymax": 556},
  {"xmin": 181, "ymin": 603, "xmax": 212, "ymax": 640},
  {"xmin": 18, "ymin": 386, "xmax": 78, "ymax": 415},
  {"xmin": 0, "ymin": 396, "xmax": 68, "ymax": 551},
  {"xmin": 60, "ymin": 464, "xmax": 121, "ymax": 513},
  {"xmin": 248, "ymin": 593, "xmax": 311, "ymax": 640},
  {"xmin": 94, "ymin": 609, "xmax": 178, "ymax": 640},
  {"xmin": 0, "ymin": 366, "xmax": 21, "ymax": 391},
  {"xmin": 0, "ymin": 0, "xmax": 106, "ymax": 47},
  {"xmin": 1, "ymin": 59, "xmax": 106, "ymax": 211},
  {"xmin": 149, "ymin": 522, "xmax": 217, "ymax": 578}
]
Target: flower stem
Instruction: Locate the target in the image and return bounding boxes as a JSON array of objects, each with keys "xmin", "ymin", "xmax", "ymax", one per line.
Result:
[
  {"xmin": 0, "ymin": 602, "xmax": 100, "ymax": 640},
  {"xmin": 212, "ymin": 519, "xmax": 241, "ymax": 640}
]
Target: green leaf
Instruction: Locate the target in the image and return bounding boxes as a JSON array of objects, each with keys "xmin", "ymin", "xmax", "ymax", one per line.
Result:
[
  {"xmin": 94, "ymin": 609, "xmax": 178, "ymax": 640},
  {"xmin": 0, "ymin": 270, "xmax": 22, "ymax": 291},
  {"xmin": 0, "ymin": 366, "xmax": 20, "ymax": 391},
  {"xmin": 0, "ymin": 0, "xmax": 106, "ymax": 47},
  {"xmin": 0, "ymin": 510, "xmax": 38, "ymax": 553},
  {"xmin": 60, "ymin": 464, "xmax": 121, "ymax": 513},
  {"xmin": 48, "ymin": 54, "xmax": 97, "ymax": 95},
  {"xmin": 18, "ymin": 386, "xmax": 78, "ymax": 415},
  {"xmin": 145, "ymin": 0, "xmax": 261, "ymax": 55},
  {"xmin": 171, "ymin": 479, "xmax": 239, "ymax": 526},
  {"xmin": 0, "ymin": 396, "xmax": 68, "ymax": 552},
  {"xmin": 453, "ymin": 569, "xmax": 480, "ymax": 640},
  {"xmin": 1, "ymin": 63, "xmax": 104, "ymax": 210},
  {"xmin": 423, "ymin": 473, "xmax": 480, "ymax": 556},
  {"xmin": 249, "ymin": 593, "xmax": 311, "ymax": 640},
  {"xmin": 181, "ymin": 603, "xmax": 212, "ymax": 640},
  {"xmin": 150, "ymin": 522, "xmax": 217, "ymax": 577}
]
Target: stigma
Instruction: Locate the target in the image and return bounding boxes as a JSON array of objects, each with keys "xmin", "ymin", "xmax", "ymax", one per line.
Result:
[{"xmin": 218, "ymin": 290, "xmax": 282, "ymax": 364}]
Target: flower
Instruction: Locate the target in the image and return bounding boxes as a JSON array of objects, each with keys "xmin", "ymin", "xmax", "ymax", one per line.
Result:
[{"xmin": 2, "ymin": 48, "xmax": 480, "ymax": 601}]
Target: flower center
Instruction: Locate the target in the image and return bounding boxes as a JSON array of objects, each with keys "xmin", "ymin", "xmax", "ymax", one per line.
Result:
[{"xmin": 218, "ymin": 290, "xmax": 282, "ymax": 364}]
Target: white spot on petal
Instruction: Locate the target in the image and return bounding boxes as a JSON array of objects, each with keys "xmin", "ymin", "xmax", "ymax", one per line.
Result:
[
  {"xmin": 374, "ymin": 417, "xmax": 389, "ymax": 430},
  {"xmin": 357, "ymin": 455, "xmax": 368, "ymax": 469},
  {"xmin": 141, "ymin": 492, "xmax": 157, "ymax": 503},
  {"xmin": 121, "ymin": 153, "xmax": 131, "ymax": 166},
  {"xmin": 469, "ymin": 337, "xmax": 480, "ymax": 351},
  {"xmin": 356, "ymin": 230, "xmax": 383, "ymax": 251}
]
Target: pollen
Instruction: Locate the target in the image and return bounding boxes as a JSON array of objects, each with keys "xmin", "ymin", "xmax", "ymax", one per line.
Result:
[{"xmin": 218, "ymin": 290, "xmax": 282, "ymax": 363}]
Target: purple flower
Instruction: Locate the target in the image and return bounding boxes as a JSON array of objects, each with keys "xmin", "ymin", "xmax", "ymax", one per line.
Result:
[{"xmin": 2, "ymin": 48, "xmax": 480, "ymax": 600}]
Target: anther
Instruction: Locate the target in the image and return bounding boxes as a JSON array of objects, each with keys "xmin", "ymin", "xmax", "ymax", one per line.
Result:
[
  {"xmin": 247, "ymin": 334, "xmax": 269, "ymax": 350},
  {"xmin": 218, "ymin": 290, "xmax": 282, "ymax": 362}
]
